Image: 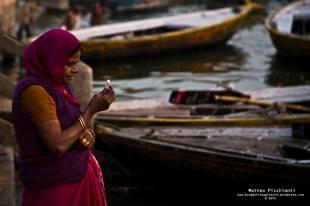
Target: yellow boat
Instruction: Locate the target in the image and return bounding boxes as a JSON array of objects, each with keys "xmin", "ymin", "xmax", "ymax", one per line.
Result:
[
  {"xmin": 96, "ymin": 85, "xmax": 310, "ymax": 127},
  {"xmin": 265, "ymin": 0, "xmax": 310, "ymax": 59},
  {"xmin": 71, "ymin": 2, "xmax": 259, "ymax": 59}
]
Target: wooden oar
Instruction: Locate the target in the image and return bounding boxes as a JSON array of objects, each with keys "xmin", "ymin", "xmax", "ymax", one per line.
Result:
[{"xmin": 214, "ymin": 95, "xmax": 310, "ymax": 113}]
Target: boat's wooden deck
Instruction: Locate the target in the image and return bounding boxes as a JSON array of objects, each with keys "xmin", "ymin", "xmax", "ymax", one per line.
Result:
[
  {"xmin": 101, "ymin": 125, "xmax": 306, "ymax": 159},
  {"xmin": 71, "ymin": 7, "xmax": 238, "ymax": 40}
]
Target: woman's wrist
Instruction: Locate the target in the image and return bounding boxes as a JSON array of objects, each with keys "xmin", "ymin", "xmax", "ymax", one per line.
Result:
[{"xmin": 81, "ymin": 106, "xmax": 95, "ymax": 125}]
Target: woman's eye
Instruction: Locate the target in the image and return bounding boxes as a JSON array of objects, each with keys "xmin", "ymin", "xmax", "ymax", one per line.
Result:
[{"xmin": 66, "ymin": 62, "xmax": 76, "ymax": 67}]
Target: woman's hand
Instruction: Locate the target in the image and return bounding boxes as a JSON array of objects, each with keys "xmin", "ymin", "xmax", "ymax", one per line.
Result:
[
  {"xmin": 35, "ymin": 86, "xmax": 114, "ymax": 157},
  {"xmin": 87, "ymin": 86, "xmax": 115, "ymax": 114},
  {"xmin": 77, "ymin": 129, "xmax": 95, "ymax": 150}
]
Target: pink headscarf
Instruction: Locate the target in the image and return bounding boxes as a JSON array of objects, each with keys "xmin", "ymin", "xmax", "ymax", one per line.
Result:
[{"xmin": 23, "ymin": 29, "xmax": 81, "ymax": 105}]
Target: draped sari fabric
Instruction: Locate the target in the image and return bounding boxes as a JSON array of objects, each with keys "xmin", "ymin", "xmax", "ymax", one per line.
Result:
[{"xmin": 22, "ymin": 153, "xmax": 108, "ymax": 206}]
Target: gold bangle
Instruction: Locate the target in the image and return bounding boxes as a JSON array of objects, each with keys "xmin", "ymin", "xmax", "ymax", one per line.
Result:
[
  {"xmin": 80, "ymin": 116, "xmax": 86, "ymax": 130},
  {"xmin": 79, "ymin": 116, "xmax": 86, "ymax": 131},
  {"xmin": 78, "ymin": 117, "xmax": 84, "ymax": 131}
]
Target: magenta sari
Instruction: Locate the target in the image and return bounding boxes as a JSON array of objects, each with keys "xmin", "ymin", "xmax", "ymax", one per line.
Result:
[{"xmin": 22, "ymin": 153, "xmax": 108, "ymax": 206}]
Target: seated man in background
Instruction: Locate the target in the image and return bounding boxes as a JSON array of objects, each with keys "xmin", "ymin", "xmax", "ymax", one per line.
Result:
[
  {"xmin": 90, "ymin": 0, "xmax": 109, "ymax": 26},
  {"xmin": 62, "ymin": 5, "xmax": 82, "ymax": 31}
]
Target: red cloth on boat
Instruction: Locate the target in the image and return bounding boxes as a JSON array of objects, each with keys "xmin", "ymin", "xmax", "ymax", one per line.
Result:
[{"xmin": 22, "ymin": 152, "xmax": 108, "ymax": 206}]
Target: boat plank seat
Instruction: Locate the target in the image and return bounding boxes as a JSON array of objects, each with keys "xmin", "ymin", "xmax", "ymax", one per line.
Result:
[
  {"xmin": 98, "ymin": 125, "xmax": 309, "ymax": 160},
  {"xmin": 166, "ymin": 9, "xmax": 236, "ymax": 29}
]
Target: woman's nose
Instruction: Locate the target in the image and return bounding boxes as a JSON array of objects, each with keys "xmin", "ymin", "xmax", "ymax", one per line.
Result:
[{"xmin": 71, "ymin": 65, "xmax": 79, "ymax": 73}]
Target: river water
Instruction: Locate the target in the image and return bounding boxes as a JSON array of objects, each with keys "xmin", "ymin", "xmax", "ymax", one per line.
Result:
[
  {"xmin": 24, "ymin": 0, "xmax": 310, "ymax": 101},
  {"xmin": 85, "ymin": 0, "xmax": 310, "ymax": 101}
]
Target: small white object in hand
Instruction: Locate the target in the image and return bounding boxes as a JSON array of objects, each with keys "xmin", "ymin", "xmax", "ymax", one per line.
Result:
[{"xmin": 104, "ymin": 80, "xmax": 111, "ymax": 89}]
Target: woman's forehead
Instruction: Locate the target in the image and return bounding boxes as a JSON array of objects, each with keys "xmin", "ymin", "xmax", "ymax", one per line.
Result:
[{"xmin": 69, "ymin": 49, "xmax": 81, "ymax": 59}]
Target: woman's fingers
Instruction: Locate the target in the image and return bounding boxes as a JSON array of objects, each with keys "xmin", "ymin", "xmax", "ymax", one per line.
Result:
[
  {"xmin": 99, "ymin": 89, "xmax": 115, "ymax": 104},
  {"xmin": 88, "ymin": 86, "xmax": 115, "ymax": 113},
  {"xmin": 79, "ymin": 130, "xmax": 95, "ymax": 149},
  {"xmin": 101, "ymin": 85, "xmax": 112, "ymax": 94}
]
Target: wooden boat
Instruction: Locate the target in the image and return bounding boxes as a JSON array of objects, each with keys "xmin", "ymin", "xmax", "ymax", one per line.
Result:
[
  {"xmin": 71, "ymin": 2, "xmax": 258, "ymax": 59},
  {"xmin": 265, "ymin": 0, "xmax": 310, "ymax": 59},
  {"xmin": 96, "ymin": 85, "xmax": 310, "ymax": 127},
  {"xmin": 95, "ymin": 85, "xmax": 310, "ymax": 186},
  {"xmin": 95, "ymin": 123, "xmax": 310, "ymax": 184}
]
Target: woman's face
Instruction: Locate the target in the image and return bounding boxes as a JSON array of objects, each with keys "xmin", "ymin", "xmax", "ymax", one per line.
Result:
[{"xmin": 62, "ymin": 49, "xmax": 81, "ymax": 85}]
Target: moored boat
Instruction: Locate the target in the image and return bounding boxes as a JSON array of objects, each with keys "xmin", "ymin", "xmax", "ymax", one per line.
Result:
[
  {"xmin": 71, "ymin": 1, "xmax": 258, "ymax": 59},
  {"xmin": 95, "ymin": 123, "xmax": 310, "ymax": 184},
  {"xmin": 265, "ymin": 0, "xmax": 310, "ymax": 59},
  {"xmin": 96, "ymin": 85, "xmax": 310, "ymax": 127},
  {"xmin": 94, "ymin": 85, "xmax": 310, "ymax": 189}
]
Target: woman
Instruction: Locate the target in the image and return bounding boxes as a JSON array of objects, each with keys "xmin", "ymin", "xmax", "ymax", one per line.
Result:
[{"xmin": 12, "ymin": 29, "xmax": 114, "ymax": 206}]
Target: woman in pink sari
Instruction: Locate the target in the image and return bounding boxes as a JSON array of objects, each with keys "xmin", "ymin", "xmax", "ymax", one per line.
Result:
[{"xmin": 12, "ymin": 29, "xmax": 114, "ymax": 206}]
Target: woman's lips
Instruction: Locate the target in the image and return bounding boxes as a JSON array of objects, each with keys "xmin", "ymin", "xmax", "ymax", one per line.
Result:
[{"xmin": 66, "ymin": 76, "xmax": 74, "ymax": 80}]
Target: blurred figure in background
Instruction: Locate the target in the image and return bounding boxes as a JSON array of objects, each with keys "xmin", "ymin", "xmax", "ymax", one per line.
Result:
[
  {"xmin": 16, "ymin": 18, "xmax": 32, "ymax": 42},
  {"xmin": 16, "ymin": 1, "xmax": 37, "ymax": 42},
  {"xmin": 90, "ymin": 0, "xmax": 108, "ymax": 26},
  {"xmin": 62, "ymin": 5, "xmax": 82, "ymax": 31}
]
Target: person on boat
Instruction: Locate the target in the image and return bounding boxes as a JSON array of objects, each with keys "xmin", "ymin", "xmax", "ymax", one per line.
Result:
[
  {"xmin": 62, "ymin": 5, "xmax": 82, "ymax": 31},
  {"xmin": 90, "ymin": 0, "xmax": 109, "ymax": 26},
  {"xmin": 12, "ymin": 28, "xmax": 115, "ymax": 206}
]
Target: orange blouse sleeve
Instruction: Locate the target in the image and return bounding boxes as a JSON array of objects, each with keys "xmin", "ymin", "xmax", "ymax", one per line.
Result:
[{"xmin": 20, "ymin": 85, "xmax": 57, "ymax": 124}]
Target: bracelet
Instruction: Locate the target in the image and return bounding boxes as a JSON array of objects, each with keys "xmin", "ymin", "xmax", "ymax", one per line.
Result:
[
  {"xmin": 78, "ymin": 116, "xmax": 86, "ymax": 131},
  {"xmin": 87, "ymin": 129, "xmax": 96, "ymax": 143},
  {"xmin": 87, "ymin": 129, "xmax": 95, "ymax": 139}
]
